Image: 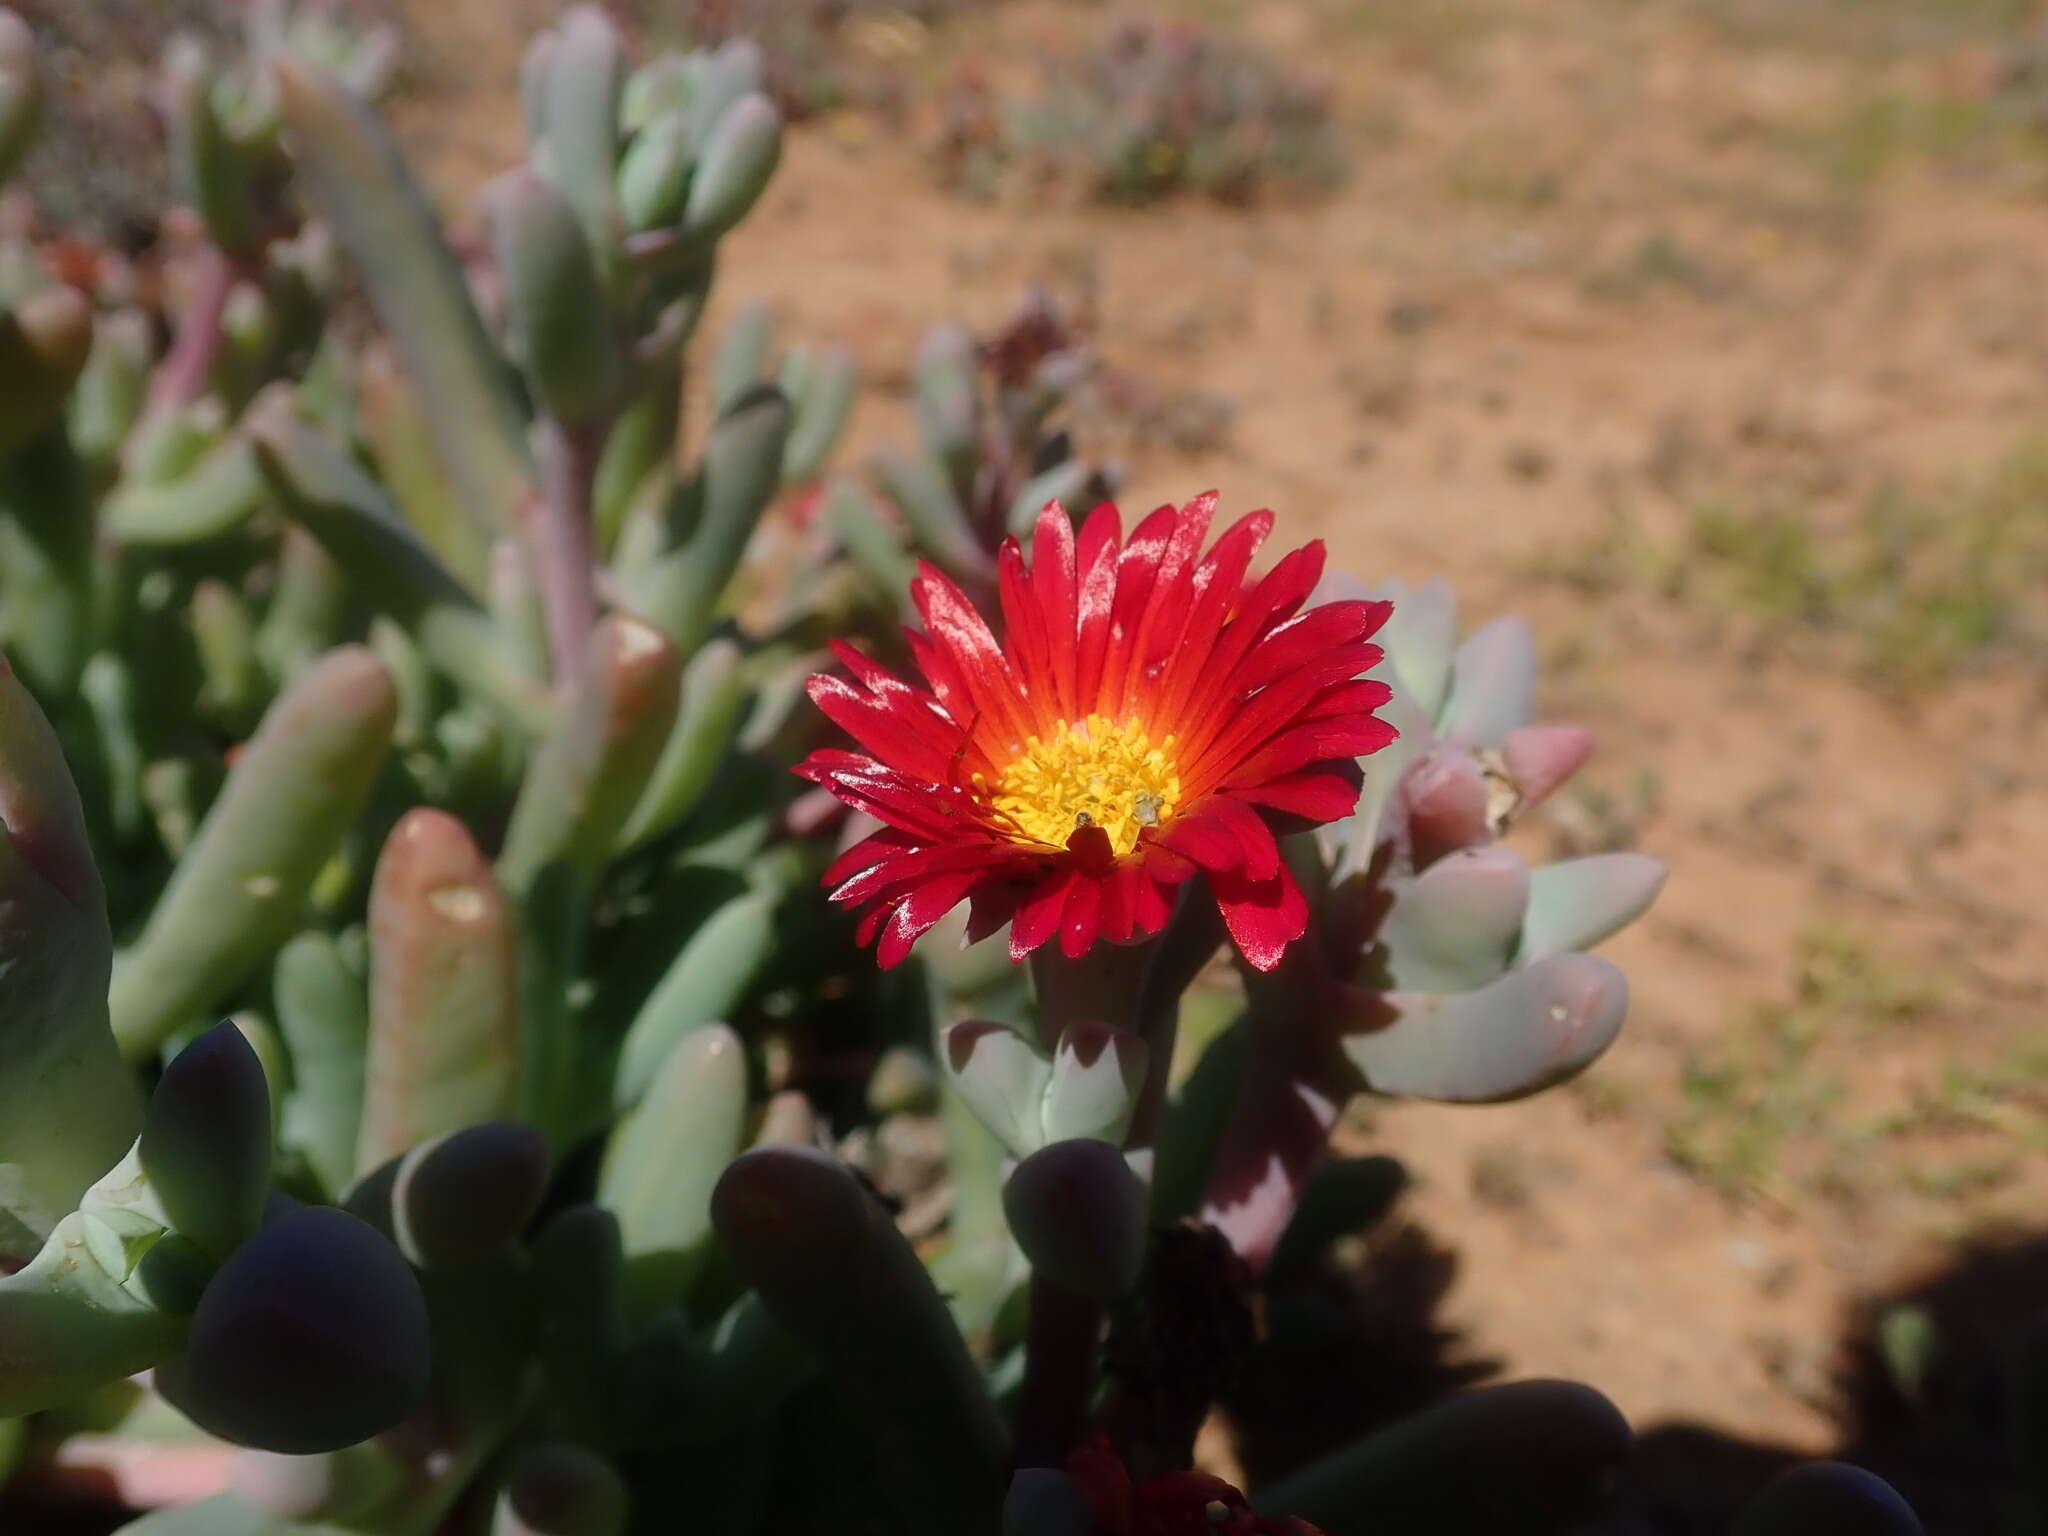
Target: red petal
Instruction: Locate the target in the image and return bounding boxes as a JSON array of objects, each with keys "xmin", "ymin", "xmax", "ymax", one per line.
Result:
[
  {"xmin": 906, "ymin": 627, "xmax": 981, "ymax": 741},
  {"xmin": 796, "ymin": 749, "xmax": 989, "ymax": 840},
  {"xmin": 964, "ymin": 886, "xmax": 1025, "ymax": 944},
  {"xmin": 1211, "ymin": 862, "xmax": 1310, "ymax": 972},
  {"xmin": 1131, "ymin": 867, "xmax": 1178, "ymax": 934},
  {"xmin": 998, "ymin": 538, "xmax": 1060, "ymax": 731},
  {"xmin": 1232, "ymin": 601, "xmax": 1385, "ymax": 694},
  {"xmin": 823, "ymin": 827, "xmax": 918, "ymax": 886},
  {"xmin": 1287, "ymin": 675, "xmax": 1397, "ymax": 722},
  {"xmin": 1029, "ymin": 501, "xmax": 1080, "ymax": 719},
  {"xmin": 1106, "ymin": 495, "xmax": 1213, "ymax": 719},
  {"xmin": 1062, "ymin": 821, "xmax": 1118, "ymax": 869},
  {"xmin": 1009, "ymin": 868, "xmax": 1075, "ymax": 961},
  {"xmin": 1059, "ymin": 871, "xmax": 1103, "ymax": 958},
  {"xmin": 875, "ymin": 865, "xmax": 988, "ymax": 968},
  {"xmin": 1146, "ymin": 508, "xmax": 1273, "ymax": 734},
  {"xmin": 1094, "ymin": 503, "xmax": 1179, "ymax": 712},
  {"xmin": 1155, "ymin": 809, "xmax": 1244, "ymax": 873},
  {"xmin": 1097, "ymin": 860, "xmax": 1141, "ymax": 944},
  {"xmin": 829, "ymin": 840, "xmax": 1013, "ymax": 908},
  {"xmin": 1182, "ymin": 645, "xmax": 1388, "ymax": 794},
  {"xmin": 1202, "ymin": 795, "xmax": 1281, "ymax": 881},
  {"xmin": 1065, "ymin": 1437, "xmax": 1136, "ymax": 1534},
  {"xmin": 1135, "ymin": 838, "xmax": 1199, "ymax": 888},
  {"xmin": 914, "ymin": 564, "xmax": 1037, "ymax": 749},
  {"xmin": 1236, "ymin": 768, "xmax": 1363, "ymax": 822},
  {"xmin": 854, "ymin": 904, "xmax": 889, "ymax": 947},
  {"xmin": 1072, "ymin": 503, "xmax": 1123, "ymax": 709},
  {"xmin": 807, "ymin": 671, "xmax": 965, "ymax": 785},
  {"xmin": 1172, "ymin": 540, "xmax": 1329, "ymax": 758},
  {"xmin": 828, "ymin": 637, "xmax": 919, "ymax": 696},
  {"xmin": 1221, "ymin": 711, "xmax": 1401, "ymax": 788}
]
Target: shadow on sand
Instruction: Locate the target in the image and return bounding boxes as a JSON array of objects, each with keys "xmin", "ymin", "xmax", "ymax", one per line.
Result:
[{"xmin": 1227, "ymin": 1160, "xmax": 2047, "ymax": 1536}]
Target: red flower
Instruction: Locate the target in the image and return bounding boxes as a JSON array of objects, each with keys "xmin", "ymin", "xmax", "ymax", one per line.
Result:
[
  {"xmin": 796, "ymin": 494, "xmax": 1396, "ymax": 971},
  {"xmin": 1065, "ymin": 1436, "xmax": 1325, "ymax": 1536}
]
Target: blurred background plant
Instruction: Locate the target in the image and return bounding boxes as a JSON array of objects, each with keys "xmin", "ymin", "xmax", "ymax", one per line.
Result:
[
  {"xmin": 650, "ymin": 0, "xmax": 982, "ymax": 123},
  {"xmin": 934, "ymin": 16, "xmax": 1343, "ymax": 205}
]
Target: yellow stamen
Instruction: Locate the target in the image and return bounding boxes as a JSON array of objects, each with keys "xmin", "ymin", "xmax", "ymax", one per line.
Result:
[{"xmin": 983, "ymin": 714, "xmax": 1182, "ymax": 856}]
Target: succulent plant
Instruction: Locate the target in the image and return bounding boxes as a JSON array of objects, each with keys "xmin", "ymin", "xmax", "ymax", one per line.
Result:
[
  {"xmin": 0, "ymin": 7, "xmax": 1931, "ymax": 1534},
  {"xmin": 0, "ymin": 3, "xmax": 846, "ymax": 1524},
  {"xmin": 815, "ymin": 288, "xmax": 1119, "ymax": 627},
  {"xmin": 1161, "ymin": 573, "xmax": 1669, "ymax": 1268}
]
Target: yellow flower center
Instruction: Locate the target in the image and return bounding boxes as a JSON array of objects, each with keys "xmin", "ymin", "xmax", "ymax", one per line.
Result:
[{"xmin": 984, "ymin": 714, "xmax": 1182, "ymax": 856}]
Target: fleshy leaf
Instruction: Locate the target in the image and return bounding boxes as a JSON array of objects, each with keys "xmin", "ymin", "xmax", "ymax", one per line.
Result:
[
  {"xmin": 1252, "ymin": 1379, "xmax": 1631, "ymax": 1534},
  {"xmin": 154, "ymin": 1206, "xmax": 429, "ymax": 1455},
  {"xmin": 872, "ymin": 445, "xmax": 991, "ymax": 587},
  {"xmin": 392, "ymin": 1122, "xmax": 549, "ymax": 1270},
  {"xmin": 599, "ymin": 1023, "xmax": 748, "ymax": 1325},
  {"xmin": 0, "ymin": 653, "xmax": 138, "ymax": 1262},
  {"xmin": 1513, "ymin": 853, "xmax": 1667, "ymax": 967},
  {"xmin": 273, "ymin": 932, "xmax": 369, "ymax": 1198},
  {"xmin": 273, "ymin": 54, "xmax": 531, "ymax": 537},
  {"xmin": 681, "ymin": 92, "xmax": 780, "ymax": 241},
  {"xmin": 250, "ymin": 394, "xmax": 551, "ymax": 735},
  {"xmin": 781, "ymin": 343, "xmax": 857, "ymax": 489},
  {"xmin": 1003, "ymin": 1138, "xmax": 1148, "ymax": 1301},
  {"xmin": 0, "ymin": 287, "xmax": 92, "ymax": 466},
  {"xmin": 1374, "ymin": 845, "xmax": 1530, "ymax": 994},
  {"xmin": 1342, "ymin": 953, "xmax": 1628, "ymax": 1103},
  {"xmin": 109, "ymin": 647, "xmax": 397, "ymax": 1062},
  {"xmin": 912, "ymin": 326, "xmax": 980, "ymax": 504},
  {"xmin": 1436, "ymin": 614, "xmax": 1534, "ymax": 746},
  {"xmin": 712, "ymin": 1146, "xmax": 1006, "ymax": 1536},
  {"xmin": 614, "ymin": 637, "xmax": 745, "ymax": 854},
  {"xmin": 141, "ymin": 1022, "xmax": 272, "ymax": 1263},
  {"xmin": 941, "ymin": 1019, "xmax": 1054, "ymax": 1159},
  {"xmin": 1369, "ymin": 575, "xmax": 1458, "ymax": 720},
  {"xmin": 497, "ymin": 616, "xmax": 680, "ymax": 897},
  {"xmin": 489, "ymin": 169, "xmax": 619, "ymax": 427},
  {"xmin": 1039, "ymin": 1023, "xmax": 1148, "ymax": 1148},
  {"xmin": 358, "ymin": 809, "xmax": 523, "ymax": 1172},
  {"xmin": 1733, "ymin": 1463, "xmax": 1923, "ymax": 1536},
  {"xmin": 620, "ymin": 386, "xmax": 791, "ymax": 651},
  {"xmin": 612, "ymin": 889, "xmax": 775, "ymax": 1110},
  {"xmin": 493, "ymin": 1442, "xmax": 629, "ymax": 1536},
  {"xmin": 537, "ymin": 6, "xmax": 624, "ymax": 264}
]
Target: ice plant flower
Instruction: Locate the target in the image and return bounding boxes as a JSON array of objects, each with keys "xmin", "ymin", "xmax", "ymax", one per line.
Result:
[
  {"xmin": 797, "ymin": 494, "xmax": 1396, "ymax": 970},
  {"xmin": 1064, "ymin": 1435, "xmax": 1325, "ymax": 1536}
]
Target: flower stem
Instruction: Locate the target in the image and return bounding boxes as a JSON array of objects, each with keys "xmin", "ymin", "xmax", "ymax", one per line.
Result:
[
  {"xmin": 146, "ymin": 244, "xmax": 236, "ymax": 418},
  {"xmin": 1013, "ymin": 939, "xmax": 1161, "ymax": 1470},
  {"xmin": 1028, "ymin": 941, "xmax": 1151, "ymax": 1051},
  {"xmin": 1125, "ymin": 895, "xmax": 1224, "ymax": 1154},
  {"xmin": 1013, "ymin": 1273, "xmax": 1102, "ymax": 1470},
  {"xmin": 1198, "ymin": 944, "xmax": 1356, "ymax": 1276},
  {"xmin": 529, "ymin": 415, "xmax": 605, "ymax": 687}
]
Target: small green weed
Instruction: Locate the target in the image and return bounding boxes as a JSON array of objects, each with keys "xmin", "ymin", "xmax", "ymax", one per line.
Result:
[
  {"xmin": 1776, "ymin": 88, "xmax": 2045, "ymax": 192},
  {"xmin": 1676, "ymin": 439, "xmax": 2048, "ymax": 682},
  {"xmin": 1662, "ymin": 928, "xmax": 1946, "ymax": 1202},
  {"xmin": 1684, "ymin": 0, "xmax": 2041, "ymax": 59},
  {"xmin": 1545, "ymin": 433, "xmax": 2048, "ymax": 687}
]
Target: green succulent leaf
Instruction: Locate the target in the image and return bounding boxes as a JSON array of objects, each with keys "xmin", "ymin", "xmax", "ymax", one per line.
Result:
[{"xmin": 109, "ymin": 647, "xmax": 398, "ymax": 1062}]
